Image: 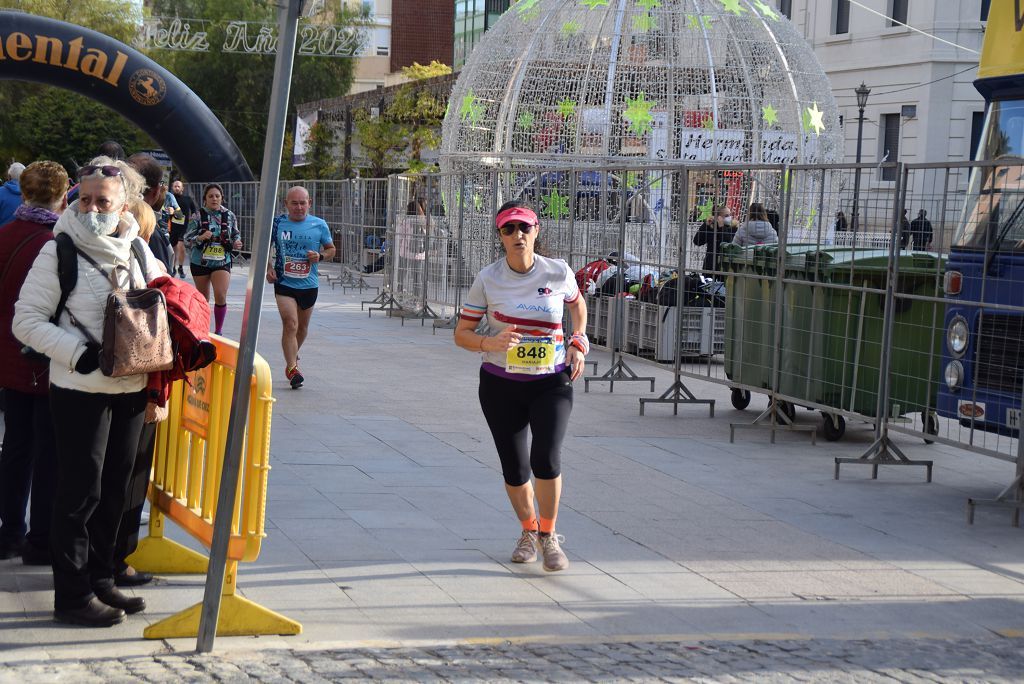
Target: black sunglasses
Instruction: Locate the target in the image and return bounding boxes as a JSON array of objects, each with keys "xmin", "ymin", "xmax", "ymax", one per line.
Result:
[
  {"xmin": 78, "ymin": 164, "xmax": 123, "ymax": 180},
  {"xmin": 499, "ymin": 222, "xmax": 537, "ymax": 236}
]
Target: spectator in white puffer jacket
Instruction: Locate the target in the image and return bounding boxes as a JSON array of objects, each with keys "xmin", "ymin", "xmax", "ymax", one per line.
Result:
[{"xmin": 13, "ymin": 156, "xmax": 163, "ymax": 629}]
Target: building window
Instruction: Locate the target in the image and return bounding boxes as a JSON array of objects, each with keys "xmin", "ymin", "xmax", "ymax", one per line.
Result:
[
  {"xmin": 970, "ymin": 110, "xmax": 986, "ymax": 159},
  {"xmin": 833, "ymin": 0, "xmax": 851, "ymax": 34},
  {"xmin": 981, "ymin": 0, "xmax": 991, "ymax": 21},
  {"xmin": 881, "ymin": 113, "xmax": 900, "ymax": 180},
  {"xmin": 778, "ymin": 0, "xmax": 792, "ymax": 18},
  {"xmin": 374, "ymin": 27, "xmax": 389, "ymax": 57},
  {"xmin": 889, "ymin": 0, "xmax": 908, "ymax": 25}
]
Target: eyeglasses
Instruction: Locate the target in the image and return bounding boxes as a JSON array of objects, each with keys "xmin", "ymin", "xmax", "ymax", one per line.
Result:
[
  {"xmin": 78, "ymin": 164, "xmax": 123, "ymax": 180},
  {"xmin": 499, "ymin": 222, "xmax": 537, "ymax": 236}
]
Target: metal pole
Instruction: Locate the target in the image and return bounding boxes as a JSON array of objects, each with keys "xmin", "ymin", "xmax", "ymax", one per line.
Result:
[
  {"xmin": 852, "ymin": 106, "xmax": 865, "ymax": 237},
  {"xmin": 196, "ymin": 0, "xmax": 302, "ymax": 653},
  {"xmin": 874, "ymin": 162, "xmax": 906, "ymax": 441}
]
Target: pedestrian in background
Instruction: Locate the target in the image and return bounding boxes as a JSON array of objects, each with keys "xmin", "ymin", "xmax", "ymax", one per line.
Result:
[
  {"xmin": 899, "ymin": 208, "xmax": 912, "ymax": 249},
  {"xmin": 0, "ymin": 161, "xmax": 68, "ymax": 565},
  {"xmin": 127, "ymin": 154, "xmax": 174, "ymax": 271},
  {"xmin": 14, "ymin": 156, "xmax": 165, "ymax": 627},
  {"xmin": 732, "ymin": 202, "xmax": 778, "ymax": 247},
  {"xmin": 453, "ymin": 200, "xmax": 588, "ymax": 573},
  {"xmin": 910, "ymin": 209, "xmax": 933, "ymax": 250},
  {"xmin": 0, "ymin": 162, "xmax": 25, "ymax": 227},
  {"xmin": 169, "ymin": 178, "xmax": 198, "ymax": 278},
  {"xmin": 693, "ymin": 205, "xmax": 735, "ymax": 275}
]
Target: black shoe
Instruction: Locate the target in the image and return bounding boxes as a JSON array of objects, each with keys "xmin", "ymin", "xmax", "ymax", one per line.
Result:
[
  {"xmin": 21, "ymin": 544, "xmax": 51, "ymax": 566},
  {"xmin": 54, "ymin": 598, "xmax": 126, "ymax": 627},
  {"xmin": 95, "ymin": 586, "xmax": 146, "ymax": 615},
  {"xmin": 0, "ymin": 538, "xmax": 25, "ymax": 560},
  {"xmin": 114, "ymin": 566, "xmax": 154, "ymax": 587}
]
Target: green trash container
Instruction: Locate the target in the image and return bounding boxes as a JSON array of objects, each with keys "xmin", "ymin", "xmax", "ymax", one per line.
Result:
[
  {"xmin": 776, "ymin": 249, "xmax": 945, "ymax": 438},
  {"xmin": 724, "ymin": 243, "xmax": 827, "ymax": 394}
]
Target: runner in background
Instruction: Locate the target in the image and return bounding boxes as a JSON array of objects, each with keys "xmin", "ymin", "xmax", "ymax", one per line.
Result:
[
  {"xmin": 183, "ymin": 184, "xmax": 242, "ymax": 335},
  {"xmin": 453, "ymin": 200, "xmax": 588, "ymax": 572},
  {"xmin": 169, "ymin": 179, "xmax": 199, "ymax": 278},
  {"xmin": 266, "ymin": 186, "xmax": 335, "ymax": 389}
]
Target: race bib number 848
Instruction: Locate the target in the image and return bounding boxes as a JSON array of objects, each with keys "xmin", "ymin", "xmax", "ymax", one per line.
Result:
[{"xmin": 506, "ymin": 335, "xmax": 555, "ymax": 375}]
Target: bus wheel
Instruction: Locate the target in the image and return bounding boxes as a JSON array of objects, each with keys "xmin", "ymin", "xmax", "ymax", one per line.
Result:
[
  {"xmin": 923, "ymin": 411, "xmax": 939, "ymax": 444},
  {"xmin": 731, "ymin": 388, "xmax": 751, "ymax": 410},
  {"xmin": 823, "ymin": 413, "xmax": 846, "ymax": 441}
]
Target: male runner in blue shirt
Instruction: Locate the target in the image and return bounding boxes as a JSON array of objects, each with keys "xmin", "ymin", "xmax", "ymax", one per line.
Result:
[{"xmin": 267, "ymin": 186, "xmax": 336, "ymax": 388}]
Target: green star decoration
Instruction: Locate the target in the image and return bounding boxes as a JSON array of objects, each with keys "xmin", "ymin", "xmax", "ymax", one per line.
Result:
[
  {"xmin": 805, "ymin": 207, "xmax": 818, "ymax": 231},
  {"xmin": 701, "ymin": 116, "xmax": 716, "ymax": 130},
  {"xmin": 516, "ymin": 0, "xmax": 540, "ymax": 15},
  {"xmin": 718, "ymin": 0, "xmax": 748, "ymax": 16},
  {"xmin": 636, "ymin": 0, "xmax": 661, "ymax": 10},
  {"xmin": 696, "ymin": 198, "xmax": 714, "ymax": 222},
  {"xmin": 762, "ymin": 103, "xmax": 778, "ymax": 126},
  {"xmin": 543, "ymin": 189, "xmax": 570, "ymax": 220},
  {"xmin": 580, "ymin": 0, "xmax": 610, "ymax": 8},
  {"xmin": 473, "ymin": 193, "xmax": 484, "ymax": 212},
  {"xmin": 558, "ymin": 98, "xmax": 577, "ymax": 119},
  {"xmin": 517, "ymin": 111, "xmax": 535, "ymax": 131},
  {"xmin": 560, "ymin": 20, "xmax": 582, "ymax": 36},
  {"xmin": 687, "ymin": 14, "xmax": 714, "ymax": 29},
  {"xmin": 753, "ymin": 0, "xmax": 779, "ymax": 20},
  {"xmin": 460, "ymin": 90, "xmax": 484, "ymax": 126},
  {"xmin": 805, "ymin": 101, "xmax": 826, "ymax": 136},
  {"xmin": 632, "ymin": 14, "xmax": 657, "ymax": 32},
  {"xmin": 624, "ymin": 92, "xmax": 656, "ymax": 136}
]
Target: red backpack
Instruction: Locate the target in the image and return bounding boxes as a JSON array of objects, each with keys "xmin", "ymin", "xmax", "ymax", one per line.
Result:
[
  {"xmin": 575, "ymin": 259, "xmax": 611, "ymax": 291},
  {"xmin": 150, "ymin": 275, "xmax": 217, "ymax": 380}
]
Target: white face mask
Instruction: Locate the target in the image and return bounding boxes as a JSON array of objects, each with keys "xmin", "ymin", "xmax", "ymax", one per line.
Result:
[
  {"xmin": 723, "ymin": 217, "xmax": 733, "ymax": 226},
  {"xmin": 79, "ymin": 209, "xmax": 121, "ymax": 236}
]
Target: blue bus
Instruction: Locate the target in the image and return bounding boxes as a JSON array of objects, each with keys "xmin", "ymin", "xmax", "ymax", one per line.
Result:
[{"xmin": 937, "ymin": 3, "xmax": 1024, "ymax": 435}]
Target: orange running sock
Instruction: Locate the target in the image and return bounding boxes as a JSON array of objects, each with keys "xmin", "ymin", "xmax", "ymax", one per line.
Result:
[
  {"xmin": 521, "ymin": 516, "xmax": 539, "ymax": 532},
  {"xmin": 539, "ymin": 517, "xmax": 556, "ymax": 534}
]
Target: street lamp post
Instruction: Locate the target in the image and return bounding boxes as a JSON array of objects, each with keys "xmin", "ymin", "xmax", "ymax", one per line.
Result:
[{"xmin": 851, "ymin": 82, "xmax": 870, "ymax": 237}]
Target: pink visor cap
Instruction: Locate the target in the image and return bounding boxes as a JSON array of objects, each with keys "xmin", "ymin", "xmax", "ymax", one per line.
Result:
[{"xmin": 495, "ymin": 206, "xmax": 539, "ymax": 229}]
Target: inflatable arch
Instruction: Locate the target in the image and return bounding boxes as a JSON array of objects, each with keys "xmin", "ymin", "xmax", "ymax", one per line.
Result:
[{"xmin": 0, "ymin": 11, "xmax": 254, "ymax": 182}]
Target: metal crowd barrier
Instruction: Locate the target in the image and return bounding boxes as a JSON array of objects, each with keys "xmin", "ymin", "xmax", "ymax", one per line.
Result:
[
  {"xmin": 182, "ymin": 161, "xmax": 1023, "ymax": 527},
  {"xmin": 126, "ymin": 335, "xmax": 301, "ymax": 639}
]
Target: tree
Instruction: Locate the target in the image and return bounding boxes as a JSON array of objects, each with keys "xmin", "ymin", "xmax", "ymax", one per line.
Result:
[
  {"xmin": 146, "ymin": 0, "xmax": 362, "ymax": 174},
  {"xmin": 388, "ymin": 61, "xmax": 451, "ymax": 173},
  {"xmin": 354, "ymin": 61, "xmax": 452, "ymax": 177},
  {"xmin": 304, "ymin": 121, "xmax": 338, "ymax": 179},
  {"xmin": 354, "ymin": 111, "xmax": 405, "ymax": 178},
  {"xmin": 0, "ymin": 0, "xmax": 148, "ymax": 168}
]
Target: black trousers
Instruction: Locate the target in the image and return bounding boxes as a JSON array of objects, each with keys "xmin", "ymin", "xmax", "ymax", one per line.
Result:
[
  {"xmin": 49, "ymin": 386, "xmax": 146, "ymax": 610},
  {"xmin": 113, "ymin": 421, "xmax": 156, "ymax": 574},
  {"xmin": 0, "ymin": 391, "xmax": 56, "ymax": 550},
  {"xmin": 478, "ymin": 368, "xmax": 574, "ymax": 486}
]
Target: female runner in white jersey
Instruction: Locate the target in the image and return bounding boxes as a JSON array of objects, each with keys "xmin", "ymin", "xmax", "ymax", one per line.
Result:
[{"xmin": 454, "ymin": 201, "xmax": 589, "ymax": 571}]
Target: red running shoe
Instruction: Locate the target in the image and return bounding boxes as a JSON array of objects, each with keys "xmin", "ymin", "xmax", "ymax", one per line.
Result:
[{"xmin": 286, "ymin": 365, "xmax": 304, "ymax": 389}]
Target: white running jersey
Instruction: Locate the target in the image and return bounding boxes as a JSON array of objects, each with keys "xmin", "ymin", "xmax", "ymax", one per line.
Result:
[{"xmin": 462, "ymin": 255, "xmax": 580, "ymax": 378}]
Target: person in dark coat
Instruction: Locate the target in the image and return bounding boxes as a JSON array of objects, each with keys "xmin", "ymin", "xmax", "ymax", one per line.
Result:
[
  {"xmin": 693, "ymin": 205, "xmax": 735, "ymax": 275},
  {"xmin": 899, "ymin": 209, "xmax": 912, "ymax": 249},
  {"xmin": 834, "ymin": 211, "xmax": 848, "ymax": 233},
  {"xmin": 910, "ymin": 209, "xmax": 933, "ymax": 250},
  {"xmin": 0, "ymin": 161, "xmax": 67, "ymax": 564}
]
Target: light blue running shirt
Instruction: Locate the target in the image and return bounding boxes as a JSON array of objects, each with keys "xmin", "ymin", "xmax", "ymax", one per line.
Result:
[{"xmin": 271, "ymin": 214, "xmax": 334, "ymax": 289}]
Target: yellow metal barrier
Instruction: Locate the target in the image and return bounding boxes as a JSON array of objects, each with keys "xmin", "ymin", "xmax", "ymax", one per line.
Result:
[{"xmin": 127, "ymin": 335, "xmax": 301, "ymax": 639}]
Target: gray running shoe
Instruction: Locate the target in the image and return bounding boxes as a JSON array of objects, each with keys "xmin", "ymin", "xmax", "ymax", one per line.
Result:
[
  {"xmin": 511, "ymin": 529, "xmax": 539, "ymax": 563},
  {"xmin": 540, "ymin": 533, "xmax": 569, "ymax": 572}
]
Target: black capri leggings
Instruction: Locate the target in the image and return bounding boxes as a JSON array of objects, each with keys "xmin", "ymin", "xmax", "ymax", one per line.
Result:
[{"xmin": 478, "ymin": 367, "xmax": 574, "ymax": 486}]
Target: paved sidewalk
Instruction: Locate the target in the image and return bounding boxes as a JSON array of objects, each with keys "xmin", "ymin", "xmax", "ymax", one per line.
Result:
[{"xmin": 0, "ymin": 267, "xmax": 1022, "ymax": 680}]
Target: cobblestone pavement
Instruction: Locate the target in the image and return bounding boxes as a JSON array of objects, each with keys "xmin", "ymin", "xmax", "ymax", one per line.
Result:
[{"xmin": 3, "ymin": 636, "xmax": 1022, "ymax": 683}]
